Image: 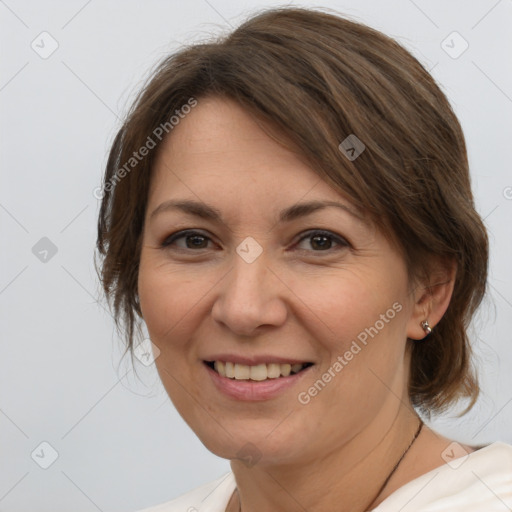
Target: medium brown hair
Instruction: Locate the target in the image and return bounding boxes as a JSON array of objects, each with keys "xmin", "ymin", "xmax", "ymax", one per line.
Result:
[{"xmin": 95, "ymin": 7, "xmax": 488, "ymax": 416}]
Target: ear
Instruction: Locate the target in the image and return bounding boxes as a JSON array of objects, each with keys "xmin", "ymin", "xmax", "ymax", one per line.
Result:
[{"xmin": 406, "ymin": 257, "xmax": 457, "ymax": 340}]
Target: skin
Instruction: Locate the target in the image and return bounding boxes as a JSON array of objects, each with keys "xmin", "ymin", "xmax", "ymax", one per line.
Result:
[{"xmin": 137, "ymin": 96, "xmax": 473, "ymax": 512}]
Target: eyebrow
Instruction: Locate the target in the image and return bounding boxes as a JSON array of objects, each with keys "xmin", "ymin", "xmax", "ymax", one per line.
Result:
[{"xmin": 149, "ymin": 199, "xmax": 364, "ymax": 224}]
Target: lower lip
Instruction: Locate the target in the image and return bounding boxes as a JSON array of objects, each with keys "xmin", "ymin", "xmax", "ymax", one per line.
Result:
[{"xmin": 204, "ymin": 363, "xmax": 313, "ymax": 401}]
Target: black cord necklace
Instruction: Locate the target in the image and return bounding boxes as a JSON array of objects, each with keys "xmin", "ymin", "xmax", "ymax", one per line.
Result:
[
  {"xmin": 233, "ymin": 418, "xmax": 424, "ymax": 512},
  {"xmin": 364, "ymin": 418, "xmax": 424, "ymax": 511}
]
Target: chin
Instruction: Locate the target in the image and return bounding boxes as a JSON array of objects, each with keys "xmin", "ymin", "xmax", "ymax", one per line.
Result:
[{"xmin": 195, "ymin": 425, "xmax": 302, "ymax": 468}]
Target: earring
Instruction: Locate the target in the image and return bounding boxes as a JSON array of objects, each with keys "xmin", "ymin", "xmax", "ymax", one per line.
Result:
[{"xmin": 420, "ymin": 320, "xmax": 432, "ymax": 335}]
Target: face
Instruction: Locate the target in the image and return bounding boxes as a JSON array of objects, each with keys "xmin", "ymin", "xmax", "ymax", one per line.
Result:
[{"xmin": 138, "ymin": 96, "xmax": 419, "ymax": 467}]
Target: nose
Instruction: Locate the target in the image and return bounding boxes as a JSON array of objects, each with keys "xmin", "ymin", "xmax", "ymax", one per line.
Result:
[{"xmin": 211, "ymin": 253, "xmax": 288, "ymax": 337}]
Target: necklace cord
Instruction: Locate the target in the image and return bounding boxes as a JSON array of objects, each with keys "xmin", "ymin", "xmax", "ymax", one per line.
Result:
[
  {"xmin": 364, "ymin": 418, "xmax": 424, "ymax": 511},
  {"xmin": 235, "ymin": 418, "xmax": 424, "ymax": 512}
]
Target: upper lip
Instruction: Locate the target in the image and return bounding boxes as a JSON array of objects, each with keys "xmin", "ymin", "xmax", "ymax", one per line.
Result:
[{"xmin": 203, "ymin": 354, "xmax": 314, "ymax": 365}]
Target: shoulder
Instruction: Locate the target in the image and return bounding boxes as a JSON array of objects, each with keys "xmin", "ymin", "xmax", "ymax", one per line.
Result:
[
  {"xmin": 134, "ymin": 472, "xmax": 236, "ymax": 512},
  {"xmin": 373, "ymin": 442, "xmax": 512, "ymax": 511}
]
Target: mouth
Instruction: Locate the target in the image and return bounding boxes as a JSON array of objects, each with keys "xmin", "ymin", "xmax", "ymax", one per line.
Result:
[{"xmin": 204, "ymin": 360, "xmax": 314, "ymax": 381}]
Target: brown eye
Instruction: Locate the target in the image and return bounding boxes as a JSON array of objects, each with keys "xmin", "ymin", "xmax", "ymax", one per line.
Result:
[
  {"xmin": 295, "ymin": 230, "xmax": 349, "ymax": 252},
  {"xmin": 161, "ymin": 230, "xmax": 213, "ymax": 250}
]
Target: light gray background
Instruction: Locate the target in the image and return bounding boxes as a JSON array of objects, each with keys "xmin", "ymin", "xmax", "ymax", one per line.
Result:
[{"xmin": 1, "ymin": 1, "xmax": 511, "ymax": 511}]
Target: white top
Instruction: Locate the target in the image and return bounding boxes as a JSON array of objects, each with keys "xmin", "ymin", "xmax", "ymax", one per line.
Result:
[{"xmin": 136, "ymin": 442, "xmax": 512, "ymax": 511}]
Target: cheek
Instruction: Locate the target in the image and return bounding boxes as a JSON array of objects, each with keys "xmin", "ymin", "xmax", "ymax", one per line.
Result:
[
  {"xmin": 138, "ymin": 261, "xmax": 205, "ymax": 414},
  {"xmin": 138, "ymin": 259, "xmax": 197, "ymax": 346},
  {"xmin": 293, "ymin": 269, "xmax": 410, "ymax": 398},
  {"xmin": 296, "ymin": 268, "xmax": 407, "ymax": 343}
]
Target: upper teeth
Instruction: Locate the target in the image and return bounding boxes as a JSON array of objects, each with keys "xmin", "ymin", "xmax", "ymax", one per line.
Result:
[{"xmin": 213, "ymin": 361, "xmax": 307, "ymax": 380}]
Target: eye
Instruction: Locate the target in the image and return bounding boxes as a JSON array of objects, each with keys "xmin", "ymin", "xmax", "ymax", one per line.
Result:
[
  {"xmin": 161, "ymin": 230, "xmax": 215, "ymax": 250},
  {"xmin": 160, "ymin": 229, "xmax": 349, "ymax": 253},
  {"xmin": 294, "ymin": 230, "xmax": 349, "ymax": 252}
]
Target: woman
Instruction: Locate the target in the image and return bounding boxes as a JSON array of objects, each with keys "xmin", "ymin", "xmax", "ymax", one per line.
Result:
[{"xmin": 95, "ymin": 7, "xmax": 512, "ymax": 512}]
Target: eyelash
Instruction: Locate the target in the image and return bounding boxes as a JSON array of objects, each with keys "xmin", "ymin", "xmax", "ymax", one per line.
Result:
[{"xmin": 160, "ymin": 229, "xmax": 349, "ymax": 254}]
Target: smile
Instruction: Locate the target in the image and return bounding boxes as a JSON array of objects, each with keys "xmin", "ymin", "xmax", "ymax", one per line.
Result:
[{"xmin": 204, "ymin": 361, "xmax": 314, "ymax": 381}]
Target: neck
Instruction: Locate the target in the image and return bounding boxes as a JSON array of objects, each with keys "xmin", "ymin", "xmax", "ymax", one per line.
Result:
[{"xmin": 228, "ymin": 402, "xmax": 421, "ymax": 512}]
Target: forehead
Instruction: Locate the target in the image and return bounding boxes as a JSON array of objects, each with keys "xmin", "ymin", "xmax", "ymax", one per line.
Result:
[
  {"xmin": 163, "ymin": 95, "xmax": 285, "ymax": 150},
  {"xmin": 145, "ymin": 97, "xmax": 381, "ymax": 244},
  {"xmin": 149, "ymin": 96, "xmax": 347, "ymax": 205}
]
